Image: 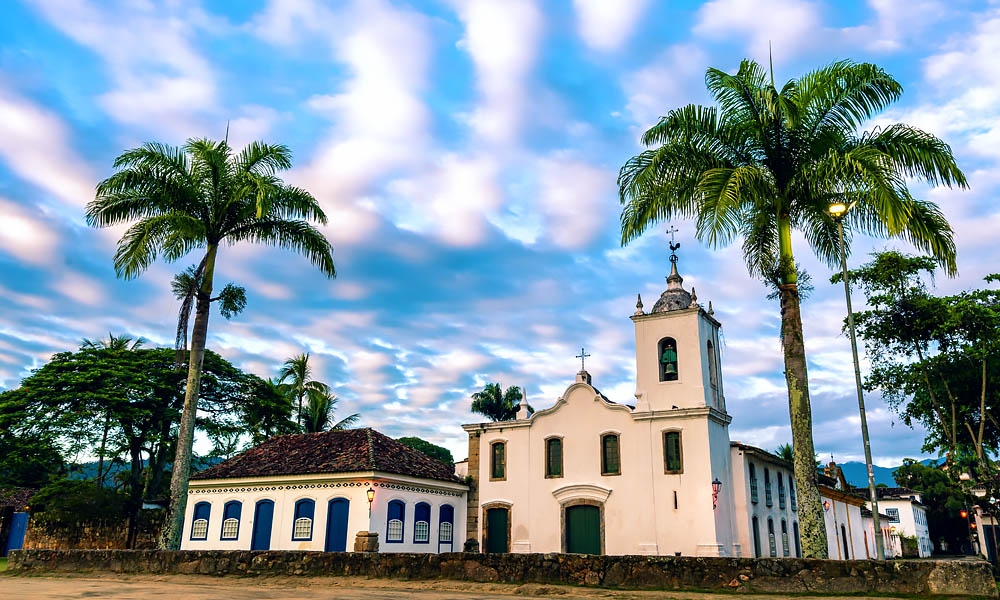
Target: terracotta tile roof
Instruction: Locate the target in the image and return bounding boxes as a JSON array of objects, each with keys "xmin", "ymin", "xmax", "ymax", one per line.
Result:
[{"xmin": 192, "ymin": 428, "xmax": 463, "ymax": 484}]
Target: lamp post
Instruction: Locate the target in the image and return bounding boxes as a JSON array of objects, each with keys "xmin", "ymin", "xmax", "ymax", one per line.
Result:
[
  {"xmin": 367, "ymin": 486, "xmax": 375, "ymax": 516},
  {"xmin": 712, "ymin": 478, "xmax": 722, "ymax": 510},
  {"xmin": 829, "ymin": 201, "xmax": 885, "ymax": 560}
]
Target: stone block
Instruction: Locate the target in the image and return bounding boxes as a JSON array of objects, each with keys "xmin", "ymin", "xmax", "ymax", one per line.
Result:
[{"xmin": 353, "ymin": 530, "xmax": 379, "ymax": 553}]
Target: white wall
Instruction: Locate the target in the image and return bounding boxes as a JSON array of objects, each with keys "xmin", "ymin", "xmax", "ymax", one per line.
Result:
[
  {"xmin": 180, "ymin": 472, "xmax": 466, "ymax": 553},
  {"xmin": 878, "ymin": 499, "xmax": 932, "ymax": 558},
  {"xmin": 731, "ymin": 446, "xmax": 801, "ymax": 558},
  {"xmin": 821, "ymin": 491, "xmax": 868, "ymax": 560}
]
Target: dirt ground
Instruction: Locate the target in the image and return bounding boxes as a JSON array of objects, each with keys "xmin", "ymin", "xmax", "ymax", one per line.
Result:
[{"xmin": 0, "ymin": 573, "xmax": 928, "ymax": 600}]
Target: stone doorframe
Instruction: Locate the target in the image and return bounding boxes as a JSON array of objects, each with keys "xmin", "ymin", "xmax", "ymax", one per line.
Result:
[
  {"xmin": 481, "ymin": 501, "xmax": 512, "ymax": 553},
  {"xmin": 553, "ymin": 484, "xmax": 611, "ymax": 555}
]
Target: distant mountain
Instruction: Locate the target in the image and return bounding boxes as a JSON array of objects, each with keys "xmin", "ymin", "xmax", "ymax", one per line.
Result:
[{"xmin": 838, "ymin": 458, "xmax": 942, "ymax": 488}]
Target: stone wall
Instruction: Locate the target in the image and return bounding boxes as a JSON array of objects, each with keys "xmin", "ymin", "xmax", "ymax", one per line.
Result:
[
  {"xmin": 8, "ymin": 550, "xmax": 997, "ymax": 597},
  {"xmin": 23, "ymin": 511, "xmax": 164, "ymax": 551}
]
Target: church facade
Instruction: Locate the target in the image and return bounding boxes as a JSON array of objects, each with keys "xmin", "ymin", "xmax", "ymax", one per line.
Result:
[{"xmin": 463, "ymin": 255, "xmax": 744, "ymax": 556}]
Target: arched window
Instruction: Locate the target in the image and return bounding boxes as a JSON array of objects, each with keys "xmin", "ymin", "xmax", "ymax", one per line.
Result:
[
  {"xmin": 601, "ymin": 433, "xmax": 620, "ymax": 475},
  {"xmin": 387, "ymin": 500, "xmax": 405, "ymax": 543},
  {"xmin": 781, "ymin": 519, "xmax": 789, "ymax": 556},
  {"xmin": 221, "ymin": 500, "xmax": 241, "ymax": 540},
  {"xmin": 707, "ymin": 340, "xmax": 719, "ymax": 404},
  {"xmin": 292, "ymin": 499, "xmax": 315, "ymax": 540},
  {"xmin": 414, "ymin": 502, "xmax": 431, "ymax": 544},
  {"xmin": 749, "ymin": 463, "xmax": 759, "ymax": 503},
  {"xmin": 751, "ymin": 515, "xmax": 761, "ymax": 557},
  {"xmin": 764, "ymin": 468, "xmax": 773, "ymax": 507},
  {"xmin": 658, "ymin": 337, "xmax": 678, "ymax": 381},
  {"xmin": 663, "ymin": 431, "xmax": 683, "ymax": 473},
  {"xmin": 789, "ymin": 480, "xmax": 797, "ymax": 511},
  {"xmin": 778, "ymin": 473, "xmax": 786, "ymax": 509},
  {"xmin": 439, "ymin": 504, "xmax": 454, "ymax": 545},
  {"xmin": 190, "ymin": 502, "xmax": 210, "ymax": 540},
  {"xmin": 767, "ymin": 517, "xmax": 776, "ymax": 557},
  {"xmin": 545, "ymin": 437, "xmax": 563, "ymax": 478},
  {"xmin": 793, "ymin": 521, "xmax": 801, "ymax": 557},
  {"xmin": 490, "ymin": 441, "xmax": 506, "ymax": 481}
]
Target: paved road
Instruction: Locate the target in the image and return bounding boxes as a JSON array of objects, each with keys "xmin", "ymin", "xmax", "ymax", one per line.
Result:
[{"xmin": 0, "ymin": 574, "xmax": 924, "ymax": 600}]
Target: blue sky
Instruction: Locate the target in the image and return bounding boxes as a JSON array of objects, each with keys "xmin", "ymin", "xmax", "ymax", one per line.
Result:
[{"xmin": 1, "ymin": 0, "xmax": 997, "ymax": 466}]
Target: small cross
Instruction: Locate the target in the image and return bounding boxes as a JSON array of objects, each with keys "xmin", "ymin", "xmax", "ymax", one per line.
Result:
[
  {"xmin": 576, "ymin": 347, "xmax": 591, "ymax": 371},
  {"xmin": 666, "ymin": 225, "xmax": 679, "ymax": 243}
]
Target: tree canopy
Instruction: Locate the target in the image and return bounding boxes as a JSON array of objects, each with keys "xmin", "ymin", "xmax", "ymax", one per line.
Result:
[
  {"xmin": 471, "ymin": 383, "xmax": 525, "ymax": 422},
  {"xmin": 398, "ymin": 437, "xmax": 455, "ymax": 467}
]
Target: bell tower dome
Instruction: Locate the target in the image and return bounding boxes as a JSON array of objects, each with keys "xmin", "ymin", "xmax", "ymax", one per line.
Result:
[{"xmin": 631, "ymin": 242, "xmax": 725, "ymax": 414}]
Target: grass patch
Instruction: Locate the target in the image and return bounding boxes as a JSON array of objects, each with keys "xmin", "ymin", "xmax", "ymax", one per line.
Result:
[{"xmin": 0, "ymin": 557, "xmax": 7, "ymax": 572}]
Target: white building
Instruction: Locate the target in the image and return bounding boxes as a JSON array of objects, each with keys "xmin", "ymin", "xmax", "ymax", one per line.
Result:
[
  {"xmin": 180, "ymin": 428, "xmax": 467, "ymax": 553},
  {"xmin": 463, "ymin": 253, "xmax": 873, "ymax": 559},
  {"xmin": 875, "ymin": 487, "xmax": 932, "ymax": 557}
]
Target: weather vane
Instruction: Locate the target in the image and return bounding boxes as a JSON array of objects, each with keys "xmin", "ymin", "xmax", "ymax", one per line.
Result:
[
  {"xmin": 666, "ymin": 225, "xmax": 680, "ymax": 263},
  {"xmin": 576, "ymin": 347, "xmax": 591, "ymax": 371}
]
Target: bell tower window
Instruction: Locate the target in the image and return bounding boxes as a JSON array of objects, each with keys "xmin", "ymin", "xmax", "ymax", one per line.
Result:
[
  {"xmin": 658, "ymin": 337, "xmax": 678, "ymax": 382},
  {"xmin": 707, "ymin": 340, "xmax": 719, "ymax": 405}
]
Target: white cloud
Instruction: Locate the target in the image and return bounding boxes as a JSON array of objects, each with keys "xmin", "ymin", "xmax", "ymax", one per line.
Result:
[
  {"xmin": 694, "ymin": 0, "xmax": 822, "ymax": 58},
  {"xmin": 621, "ymin": 44, "xmax": 709, "ymax": 128},
  {"xmin": 0, "ymin": 86, "xmax": 96, "ymax": 209},
  {"xmin": 532, "ymin": 155, "xmax": 615, "ymax": 250},
  {"xmin": 0, "ymin": 198, "xmax": 60, "ymax": 264},
  {"xmin": 450, "ymin": 0, "xmax": 542, "ymax": 146},
  {"xmin": 841, "ymin": 0, "xmax": 948, "ymax": 52},
  {"xmin": 573, "ymin": 0, "xmax": 649, "ymax": 51}
]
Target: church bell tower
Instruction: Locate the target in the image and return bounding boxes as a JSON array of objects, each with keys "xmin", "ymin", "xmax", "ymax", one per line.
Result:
[{"xmin": 631, "ymin": 241, "xmax": 726, "ymax": 414}]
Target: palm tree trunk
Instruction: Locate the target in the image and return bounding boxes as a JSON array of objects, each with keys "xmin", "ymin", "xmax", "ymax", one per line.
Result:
[
  {"xmin": 160, "ymin": 245, "xmax": 217, "ymax": 550},
  {"xmin": 777, "ymin": 215, "xmax": 828, "ymax": 559}
]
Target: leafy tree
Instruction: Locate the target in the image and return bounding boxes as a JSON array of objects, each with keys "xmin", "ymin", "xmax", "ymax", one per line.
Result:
[
  {"xmin": 617, "ymin": 59, "xmax": 966, "ymax": 557},
  {"xmin": 894, "ymin": 459, "xmax": 971, "ymax": 554},
  {"xmin": 0, "ymin": 428, "xmax": 65, "ymax": 489},
  {"xmin": 240, "ymin": 377, "xmax": 298, "ymax": 446},
  {"xmin": 398, "ymin": 437, "xmax": 455, "ymax": 467},
  {"xmin": 88, "ymin": 138, "xmax": 336, "ymax": 549},
  {"xmin": 302, "ymin": 389, "xmax": 359, "ymax": 433},
  {"xmin": 278, "ymin": 353, "xmax": 331, "ymax": 428},
  {"xmin": 846, "ymin": 251, "xmax": 1000, "ymax": 470},
  {"xmin": 471, "ymin": 383, "xmax": 525, "ymax": 422},
  {"xmin": 775, "ymin": 443, "xmax": 794, "ymax": 463},
  {"xmin": 29, "ymin": 478, "xmax": 128, "ymax": 525}
]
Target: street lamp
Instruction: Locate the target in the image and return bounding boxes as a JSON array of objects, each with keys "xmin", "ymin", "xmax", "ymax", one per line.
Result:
[
  {"xmin": 712, "ymin": 478, "xmax": 723, "ymax": 510},
  {"xmin": 829, "ymin": 201, "xmax": 885, "ymax": 561},
  {"xmin": 367, "ymin": 486, "xmax": 375, "ymax": 516}
]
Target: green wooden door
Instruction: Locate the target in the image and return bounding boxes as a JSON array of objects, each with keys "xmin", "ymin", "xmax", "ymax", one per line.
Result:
[
  {"xmin": 485, "ymin": 508, "xmax": 509, "ymax": 553},
  {"xmin": 566, "ymin": 505, "xmax": 601, "ymax": 554}
]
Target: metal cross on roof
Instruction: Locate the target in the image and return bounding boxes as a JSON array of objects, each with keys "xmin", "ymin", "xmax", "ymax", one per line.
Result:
[
  {"xmin": 666, "ymin": 225, "xmax": 681, "ymax": 263},
  {"xmin": 666, "ymin": 225, "xmax": 679, "ymax": 242},
  {"xmin": 576, "ymin": 347, "xmax": 591, "ymax": 371}
]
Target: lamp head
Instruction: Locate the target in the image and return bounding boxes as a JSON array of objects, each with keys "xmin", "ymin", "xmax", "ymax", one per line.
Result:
[
  {"xmin": 712, "ymin": 478, "xmax": 723, "ymax": 494},
  {"xmin": 367, "ymin": 487, "xmax": 375, "ymax": 504},
  {"xmin": 828, "ymin": 202, "xmax": 848, "ymax": 219}
]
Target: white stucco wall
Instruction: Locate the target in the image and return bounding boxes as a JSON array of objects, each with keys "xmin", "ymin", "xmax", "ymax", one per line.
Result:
[
  {"xmin": 821, "ymin": 490, "xmax": 868, "ymax": 560},
  {"xmin": 730, "ymin": 445, "xmax": 801, "ymax": 558},
  {"xmin": 180, "ymin": 472, "xmax": 466, "ymax": 553},
  {"xmin": 877, "ymin": 499, "xmax": 932, "ymax": 557}
]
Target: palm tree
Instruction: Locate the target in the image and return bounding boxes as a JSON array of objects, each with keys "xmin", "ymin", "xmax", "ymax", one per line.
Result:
[
  {"xmin": 618, "ymin": 59, "xmax": 966, "ymax": 557},
  {"xmin": 87, "ymin": 138, "xmax": 336, "ymax": 550},
  {"xmin": 301, "ymin": 388, "xmax": 360, "ymax": 433},
  {"xmin": 471, "ymin": 382, "xmax": 525, "ymax": 422},
  {"xmin": 278, "ymin": 353, "xmax": 332, "ymax": 428}
]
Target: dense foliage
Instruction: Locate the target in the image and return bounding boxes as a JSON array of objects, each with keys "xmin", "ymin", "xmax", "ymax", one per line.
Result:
[{"xmin": 398, "ymin": 437, "xmax": 455, "ymax": 467}]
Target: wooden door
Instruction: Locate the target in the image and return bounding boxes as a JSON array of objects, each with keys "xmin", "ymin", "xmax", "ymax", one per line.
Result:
[{"xmin": 565, "ymin": 505, "xmax": 600, "ymax": 555}]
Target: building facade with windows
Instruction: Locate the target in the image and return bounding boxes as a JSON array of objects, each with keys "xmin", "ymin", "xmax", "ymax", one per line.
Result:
[
  {"xmin": 463, "ymin": 256, "xmax": 740, "ymax": 557},
  {"xmin": 730, "ymin": 443, "xmax": 802, "ymax": 559},
  {"xmin": 874, "ymin": 487, "xmax": 932, "ymax": 557},
  {"xmin": 180, "ymin": 428, "xmax": 467, "ymax": 553}
]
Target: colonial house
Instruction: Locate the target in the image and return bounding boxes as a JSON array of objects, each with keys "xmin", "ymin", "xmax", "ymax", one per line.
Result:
[
  {"xmin": 181, "ymin": 428, "xmax": 467, "ymax": 552},
  {"xmin": 874, "ymin": 487, "xmax": 932, "ymax": 557},
  {"xmin": 462, "ymin": 252, "xmax": 874, "ymax": 559}
]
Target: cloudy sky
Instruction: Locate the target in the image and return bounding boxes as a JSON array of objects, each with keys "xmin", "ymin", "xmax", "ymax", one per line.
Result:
[{"xmin": 1, "ymin": 0, "xmax": 997, "ymax": 466}]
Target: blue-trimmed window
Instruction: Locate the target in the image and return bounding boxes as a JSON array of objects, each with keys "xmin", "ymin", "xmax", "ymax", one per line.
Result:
[
  {"xmin": 292, "ymin": 499, "xmax": 315, "ymax": 540},
  {"xmin": 414, "ymin": 502, "xmax": 431, "ymax": 544},
  {"xmin": 790, "ymin": 480, "xmax": 797, "ymax": 511},
  {"xmin": 778, "ymin": 473, "xmax": 786, "ymax": 509},
  {"xmin": 764, "ymin": 468, "xmax": 773, "ymax": 507},
  {"xmin": 387, "ymin": 500, "xmax": 405, "ymax": 543},
  {"xmin": 191, "ymin": 502, "xmax": 211, "ymax": 540},
  {"xmin": 749, "ymin": 463, "xmax": 758, "ymax": 504},
  {"xmin": 221, "ymin": 501, "xmax": 242, "ymax": 540},
  {"xmin": 439, "ymin": 505, "xmax": 454, "ymax": 544}
]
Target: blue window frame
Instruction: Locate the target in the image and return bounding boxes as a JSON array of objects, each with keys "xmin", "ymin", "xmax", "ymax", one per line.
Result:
[
  {"xmin": 764, "ymin": 468, "xmax": 773, "ymax": 507},
  {"xmin": 749, "ymin": 463, "xmax": 758, "ymax": 504},
  {"xmin": 778, "ymin": 473, "xmax": 786, "ymax": 509},
  {"xmin": 191, "ymin": 502, "xmax": 211, "ymax": 540},
  {"xmin": 292, "ymin": 499, "xmax": 315, "ymax": 540},
  {"xmin": 221, "ymin": 501, "xmax": 242, "ymax": 540},
  {"xmin": 387, "ymin": 500, "xmax": 405, "ymax": 543},
  {"xmin": 439, "ymin": 504, "xmax": 454, "ymax": 544},
  {"xmin": 414, "ymin": 502, "xmax": 431, "ymax": 544}
]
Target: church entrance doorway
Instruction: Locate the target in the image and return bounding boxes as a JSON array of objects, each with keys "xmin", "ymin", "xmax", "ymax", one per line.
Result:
[
  {"xmin": 251, "ymin": 500, "xmax": 274, "ymax": 550},
  {"xmin": 325, "ymin": 498, "xmax": 350, "ymax": 552},
  {"xmin": 565, "ymin": 505, "xmax": 601, "ymax": 554},
  {"xmin": 485, "ymin": 507, "xmax": 509, "ymax": 553}
]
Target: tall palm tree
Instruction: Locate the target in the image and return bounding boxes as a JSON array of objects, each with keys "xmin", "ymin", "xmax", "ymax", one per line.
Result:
[
  {"xmin": 471, "ymin": 382, "xmax": 525, "ymax": 422},
  {"xmin": 87, "ymin": 138, "xmax": 336, "ymax": 550},
  {"xmin": 278, "ymin": 352, "xmax": 332, "ymax": 428},
  {"xmin": 618, "ymin": 59, "xmax": 966, "ymax": 557},
  {"xmin": 302, "ymin": 388, "xmax": 360, "ymax": 433}
]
